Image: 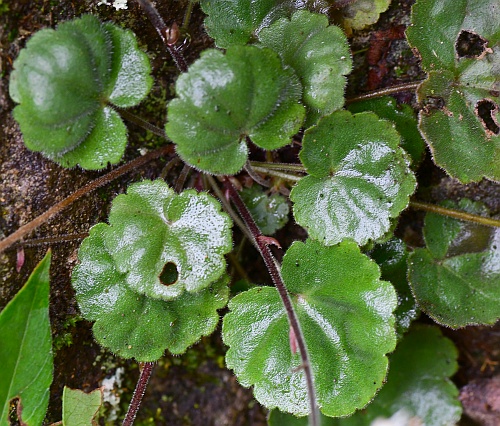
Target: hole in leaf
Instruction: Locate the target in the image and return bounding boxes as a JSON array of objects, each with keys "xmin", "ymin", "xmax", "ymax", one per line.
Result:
[
  {"xmin": 476, "ymin": 99, "xmax": 500, "ymax": 135},
  {"xmin": 159, "ymin": 262, "xmax": 179, "ymax": 286},
  {"xmin": 455, "ymin": 30, "xmax": 490, "ymax": 58},
  {"xmin": 423, "ymin": 96, "xmax": 445, "ymax": 112}
]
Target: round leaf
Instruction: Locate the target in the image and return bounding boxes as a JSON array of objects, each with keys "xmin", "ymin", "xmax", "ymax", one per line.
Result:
[
  {"xmin": 258, "ymin": 10, "xmax": 352, "ymax": 126},
  {"xmin": 72, "ymin": 223, "xmax": 229, "ymax": 361},
  {"xmin": 223, "ymin": 239, "xmax": 397, "ymax": 417},
  {"xmin": 165, "ymin": 46, "xmax": 305, "ymax": 175},
  {"xmin": 291, "ymin": 111, "xmax": 416, "ymax": 246},
  {"xmin": 339, "ymin": 0, "xmax": 392, "ymax": 35}
]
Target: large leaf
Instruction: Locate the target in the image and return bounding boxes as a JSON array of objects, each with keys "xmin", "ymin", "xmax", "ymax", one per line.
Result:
[
  {"xmin": 408, "ymin": 199, "xmax": 500, "ymax": 328},
  {"xmin": 0, "ymin": 252, "xmax": 53, "ymax": 426},
  {"xmin": 9, "ymin": 15, "xmax": 152, "ymax": 169},
  {"xmin": 223, "ymin": 239, "xmax": 397, "ymax": 417},
  {"xmin": 406, "ymin": 0, "xmax": 500, "ymax": 182},
  {"xmin": 72, "ymin": 223, "xmax": 229, "ymax": 361},
  {"xmin": 62, "ymin": 387, "xmax": 103, "ymax": 426},
  {"xmin": 166, "ymin": 46, "xmax": 305, "ymax": 175},
  {"xmin": 291, "ymin": 111, "xmax": 416, "ymax": 246},
  {"xmin": 102, "ymin": 180, "xmax": 232, "ymax": 300},
  {"xmin": 258, "ymin": 10, "xmax": 352, "ymax": 126}
]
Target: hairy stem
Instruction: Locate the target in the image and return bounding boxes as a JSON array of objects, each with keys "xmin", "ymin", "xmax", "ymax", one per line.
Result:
[
  {"xmin": 345, "ymin": 81, "xmax": 423, "ymax": 104},
  {"xmin": 249, "ymin": 161, "xmax": 307, "ymax": 173},
  {"xmin": 0, "ymin": 145, "xmax": 172, "ymax": 254},
  {"xmin": 114, "ymin": 107, "xmax": 168, "ymax": 139},
  {"xmin": 410, "ymin": 201, "xmax": 500, "ymax": 228},
  {"xmin": 224, "ymin": 179, "xmax": 320, "ymax": 426},
  {"xmin": 251, "ymin": 167, "xmax": 303, "ymax": 182},
  {"xmin": 122, "ymin": 362, "xmax": 155, "ymax": 426}
]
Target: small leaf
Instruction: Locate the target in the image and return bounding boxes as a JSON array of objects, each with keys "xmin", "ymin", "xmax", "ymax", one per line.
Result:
[
  {"xmin": 72, "ymin": 223, "xmax": 229, "ymax": 361},
  {"xmin": 9, "ymin": 15, "xmax": 152, "ymax": 170},
  {"xmin": 408, "ymin": 199, "xmax": 500, "ymax": 328},
  {"xmin": 62, "ymin": 387, "xmax": 103, "ymax": 426},
  {"xmin": 0, "ymin": 252, "xmax": 53, "ymax": 426},
  {"xmin": 291, "ymin": 111, "xmax": 416, "ymax": 246},
  {"xmin": 406, "ymin": 0, "xmax": 500, "ymax": 182},
  {"xmin": 240, "ymin": 186, "xmax": 289, "ymax": 235},
  {"xmin": 223, "ymin": 239, "xmax": 397, "ymax": 417},
  {"xmin": 347, "ymin": 96, "xmax": 426, "ymax": 168},
  {"xmin": 165, "ymin": 46, "xmax": 305, "ymax": 175},
  {"xmin": 339, "ymin": 0, "xmax": 392, "ymax": 35},
  {"xmin": 258, "ymin": 10, "xmax": 352, "ymax": 126}
]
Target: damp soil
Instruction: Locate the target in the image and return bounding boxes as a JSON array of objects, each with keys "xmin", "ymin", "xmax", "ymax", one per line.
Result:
[{"xmin": 0, "ymin": 1, "xmax": 499, "ymax": 425}]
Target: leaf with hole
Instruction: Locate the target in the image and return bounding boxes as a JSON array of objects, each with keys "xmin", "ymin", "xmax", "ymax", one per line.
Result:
[
  {"xmin": 72, "ymin": 223, "xmax": 230, "ymax": 361},
  {"xmin": 9, "ymin": 15, "xmax": 152, "ymax": 169},
  {"xmin": 0, "ymin": 251, "xmax": 53, "ymax": 426},
  {"xmin": 62, "ymin": 387, "xmax": 102, "ymax": 426},
  {"xmin": 291, "ymin": 111, "xmax": 416, "ymax": 246},
  {"xmin": 223, "ymin": 239, "xmax": 397, "ymax": 417},
  {"xmin": 165, "ymin": 46, "xmax": 305, "ymax": 175},
  {"xmin": 408, "ymin": 199, "xmax": 500, "ymax": 328},
  {"xmin": 258, "ymin": 10, "xmax": 352, "ymax": 127},
  {"xmin": 406, "ymin": 0, "xmax": 500, "ymax": 182}
]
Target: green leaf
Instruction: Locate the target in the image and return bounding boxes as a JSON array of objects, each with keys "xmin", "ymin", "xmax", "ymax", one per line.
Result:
[
  {"xmin": 9, "ymin": 15, "xmax": 152, "ymax": 170},
  {"xmin": 0, "ymin": 252, "xmax": 53, "ymax": 426},
  {"xmin": 268, "ymin": 325, "xmax": 461, "ymax": 426},
  {"xmin": 347, "ymin": 96, "xmax": 426, "ymax": 168},
  {"xmin": 258, "ymin": 10, "xmax": 352, "ymax": 126},
  {"xmin": 291, "ymin": 111, "xmax": 416, "ymax": 246},
  {"xmin": 240, "ymin": 186, "xmax": 289, "ymax": 235},
  {"xmin": 223, "ymin": 239, "xmax": 397, "ymax": 417},
  {"xmin": 72, "ymin": 223, "xmax": 230, "ymax": 361},
  {"xmin": 406, "ymin": 0, "xmax": 500, "ymax": 182},
  {"xmin": 62, "ymin": 387, "xmax": 103, "ymax": 426},
  {"xmin": 166, "ymin": 46, "xmax": 305, "ymax": 175},
  {"xmin": 408, "ymin": 199, "xmax": 500, "ymax": 328},
  {"xmin": 339, "ymin": 0, "xmax": 392, "ymax": 34},
  {"xmin": 103, "ymin": 180, "xmax": 232, "ymax": 300}
]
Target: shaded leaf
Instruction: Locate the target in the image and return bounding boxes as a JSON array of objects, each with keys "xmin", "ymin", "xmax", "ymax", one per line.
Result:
[
  {"xmin": 0, "ymin": 252, "xmax": 53, "ymax": 426},
  {"xmin": 339, "ymin": 0, "xmax": 392, "ymax": 34},
  {"xmin": 62, "ymin": 387, "xmax": 103, "ymax": 426},
  {"xmin": 223, "ymin": 239, "xmax": 397, "ymax": 417},
  {"xmin": 291, "ymin": 111, "xmax": 416, "ymax": 246},
  {"xmin": 166, "ymin": 46, "xmax": 305, "ymax": 175}
]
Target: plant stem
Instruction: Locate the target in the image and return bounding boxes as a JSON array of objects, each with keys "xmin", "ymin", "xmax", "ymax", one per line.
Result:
[
  {"xmin": 114, "ymin": 107, "xmax": 168, "ymax": 139},
  {"xmin": 410, "ymin": 201, "xmax": 500, "ymax": 228},
  {"xmin": 224, "ymin": 179, "xmax": 320, "ymax": 426},
  {"xmin": 251, "ymin": 166, "xmax": 303, "ymax": 182},
  {"xmin": 249, "ymin": 161, "xmax": 307, "ymax": 173},
  {"xmin": 244, "ymin": 160, "xmax": 271, "ymax": 187},
  {"xmin": 345, "ymin": 81, "xmax": 423, "ymax": 104},
  {"xmin": 134, "ymin": 0, "xmax": 188, "ymax": 72},
  {"xmin": 174, "ymin": 163, "xmax": 192, "ymax": 192},
  {"xmin": 122, "ymin": 362, "xmax": 155, "ymax": 426},
  {"xmin": 0, "ymin": 145, "xmax": 173, "ymax": 254}
]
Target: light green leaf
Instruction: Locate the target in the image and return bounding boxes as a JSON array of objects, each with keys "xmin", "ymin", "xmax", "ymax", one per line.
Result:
[
  {"xmin": 339, "ymin": 0, "xmax": 392, "ymax": 34},
  {"xmin": 406, "ymin": 0, "xmax": 500, "ymax": 182},
  {"xmin": 0, "ymin": 252, "xmax": 53, "ymax": 426},
  {"xmin": 223, "ymin": 239, "xmax": 397, "ymax": 417},
  {"xmin": 408, "ymin": 199, "xmax": 500, "ymax": 327},
  {"xmin": 240, "ymin": 186, "xmax": 289, "ymax": 235},
  {"xmin": 166, "ymin": 46, "xmax": 305, "ymax": 175},
  {"xmin": 258, "ymin": 10, "xmax": 352, "ymax": 126},
  {"xmin": 291, "ymin": 111, "xmax": 416, "ymax": 246},
  {"xmin": 72, "ymin": 223, "xmax": 230, "ymax": 361},
  {"xmin": 9, "ymin": 15, "xmax": 152, "ymax": 170},
  {"xmin": 62, "ymin": 387, "xmax": 103, "ymax": 426}
]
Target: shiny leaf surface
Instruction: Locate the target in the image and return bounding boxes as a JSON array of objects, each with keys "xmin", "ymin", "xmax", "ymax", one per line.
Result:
[
  {"xmin": 166, "ymin": 46, "xmax": 305, "ymax": 175},
  {"xmin": 62, "ymin": 387, "xmax": 102, "ymax": 426},
  {"xmin": 72, "ymin": 223, "xmax": 229, "ymax": 361},
  {"xmin": 223, "ymin": 239, "xmax": 397, "ymax": 417},
  {"xmin": 0, "ymin": 252, "xmax": 53, "ymax": 426},
  {"xmin": 291, "ymin": 111, "xmax": 416, "ymax": 246}
]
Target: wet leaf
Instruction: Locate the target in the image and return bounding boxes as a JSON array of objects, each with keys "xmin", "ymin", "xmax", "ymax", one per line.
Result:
[
  {"xmin": 258, "ymin": 10, "xmax": 352, "ymax": 126},
  {"xmin": 408, "ymin": 199, "xmax": 500, "ymax": 327},
  {"xmin": 240, "ymin": 186, "xmax": 289, "ymax": 235},
  {"xmin": 406, "ymin": 0, "xmax": 500, "ymax": 182},
  {"xmin": 62, "ymin": 387, "xmax": 102, "ymax": 426},
  {"xmin": 0, "ymin": 252, "xmax": 53, "ymax": 426},
  {"xmin": 9, "ymin": 15, "xmax": 152, "ymax": 169},
  {"xmin": 72, "ymin": 223, "xmax": 229, "ymax": 361},
  {"xmin": 291, "ymin": 111, "xmax": 416, "ymax": 246},
  {"xmin": 166, "ymin": 46, "xmax": 305, "ymax": 175},
  {"xmin": 223, "ymin": 239, "xmax": 397, "ymax": 417},
  {"xmin": 339, "ymin": 0, "xmax": 392, "ymax": 34}
]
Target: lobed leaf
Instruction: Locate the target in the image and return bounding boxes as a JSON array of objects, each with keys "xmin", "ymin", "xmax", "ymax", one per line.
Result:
[
  {"xmin": 339, "ymin": 0, "xmax": 392, "ymax": 35},
  {"xmin": 0, "ymin": 252, "xmax": 53, "ymax": 426},
  {"xmin": 62, "ymin": 387, "xmax": 103, "ymax": 426},
  {"xmin": 9, "ymin": 15, "xmax": 152, "ymax": 170},
  {"xmin": 291, "ymin": 111, "xmax": 416, "ymax": 246},
  {"xmin": 166, "ymin": 46, "xmax": 305, "ymax": 175},
  {"xmin": 223, "ymin": 239, "xmax": 397, "ymax": 417}
]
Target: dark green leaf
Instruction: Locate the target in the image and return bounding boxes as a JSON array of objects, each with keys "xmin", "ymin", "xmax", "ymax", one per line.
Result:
[{"xmin": 62, "ymin": 387, "xmax": 102, "ymax": 426}]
